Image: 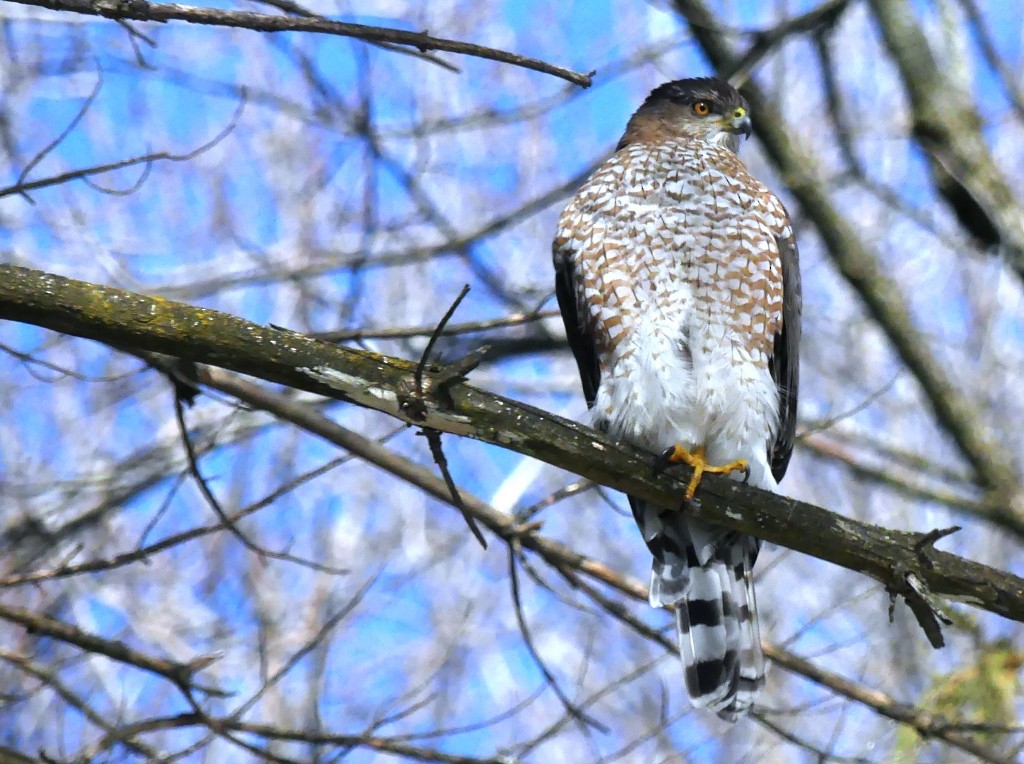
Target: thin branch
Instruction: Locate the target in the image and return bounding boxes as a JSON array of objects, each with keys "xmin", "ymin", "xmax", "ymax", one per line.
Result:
[
  {"xmin": 251, "ymin": 0, "xmax": 460, "ymax": 72},
  {"xmin": 0, "ymin": 603, "xmax": 227, "ymax": 698},
  {"xmin": 726, "ymin": 0, "xmax": 851, "ymax": 85},
  {"xmin": 9, "ymin": 0, "xmax": 593, "ymax": 87},
  {"xmin": 171, "ymin": 394, "xmax": 351, "ymax": 574},
  {"xmin": 1, "ymin": 90, "xmax": 247, "ymax": 199},
  {"xmin": 415, "ymin": 284, "xmax": 471, "ymax": 393},
  {"xmin": 316, "ymin": 309, "xmax": 560, "ymax": 344},
  {"xmin": 14, "ymin": 65, "xmax": 102, "ymax": 203},
  {"xmin": 217, "ymin": 718, "xmax": 513, "ymax": 763},
  {"xmin": 507, "ymin": 545, "xmax": 608, "ymax": 733},
  {"xmin": 0, "ymin": 649, "xmax": 161, "ymax": 760},
  {"xmin": 173, "ymin": 392, "xmax": 266, "ymax": 554},
  {"xmin": 515, "ymin": 479, "xmax": 596, "ymax": 523}
]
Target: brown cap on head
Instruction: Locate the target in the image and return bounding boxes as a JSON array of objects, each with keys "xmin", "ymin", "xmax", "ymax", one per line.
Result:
[{"xmin": 618, "ymin": 77, "xmax": 752, "ymax": 151}]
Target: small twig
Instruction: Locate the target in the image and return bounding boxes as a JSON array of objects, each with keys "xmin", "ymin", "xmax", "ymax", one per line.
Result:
[
  {"xmin": 508, "ymin": 520, "xmax": 545, "ymax": 538},
  {"xmin": 724, "ymin": 0, "xmax": 851, "ymax": 85},
  {"xmin": 252, "ymin": 0, "xmax": 460, "ymax": 72},
  {"xmin": 1, "ymin": 90, "xmax": 247, "ymax": 200},
  {"xmin": 174, "ymin": 393, "xmax": 265, "ymax": 555},
  {"xmin": 507, "ymin": 544, "xmax": 608, "ymax": 734},
  {"xmin": 914, "ymin": 525, "xmax": 963, "ymax": 572},
  {"xmin": 421, "ymin": 429, "xmax": 487, "ymax": 549},
  {"xmin": 906, "ymin": 572, "xmax": 953, "ymax": 647},
  {"xmin": 171, "ymin": 379, "xmax": 352, "ymax": 574},
  {"xmin": 82, "ymin": 155, "xmax": 156, "ymax": 196},
  {"xmin": 115, "ymin": 18, "xmax": 158, "ymax": 68},
  {"xmin": 15, "ymin": 65, "xmax": 103, "ymax": 203},
  {"xmin": 797, "ymin": 373, "xmax": 900, "ymax": 438},
  {"xmin": 429, "ymin": 346, "xmax": 490, "ymax": 391},
  {"xmin": 914, "ymin": 526, "xmax": 962, "ymax": 554},
  {"xmin": 415, "ymin": 283, "xmax": 471, "ymax": 394},
  {"xmin": 314, "ymin": 310, "xmax": 559, "ymax": 344},
  {"xmin": 515, "ymin": 480, "xmax": 596, "ymax": 523},
  {"xmin": 409, "ymin": 285, "xmax": 487, "ymax": 548}
]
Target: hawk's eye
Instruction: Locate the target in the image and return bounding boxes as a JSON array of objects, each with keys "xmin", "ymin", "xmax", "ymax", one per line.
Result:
[{"xmin": 692, "ymin": 100, "xmax": 712, "ymax": 116}]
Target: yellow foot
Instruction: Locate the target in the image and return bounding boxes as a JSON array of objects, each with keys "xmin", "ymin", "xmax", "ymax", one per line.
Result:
[{"xmin": 656, "ymin": 444, "xmax": 749, "ymax": 501}]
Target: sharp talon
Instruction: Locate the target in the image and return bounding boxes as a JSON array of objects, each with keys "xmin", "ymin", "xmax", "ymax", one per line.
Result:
[
  {"xmin": 683, "ymin": 463, "xmax": 703, "ymax": 501},
  {"xmin": 652, "ymin": 445, "xmax": 679, "ymax": 477},
  {"xmin": 655, "ymin": 443, "xmax": 749, "ymax": 501}
]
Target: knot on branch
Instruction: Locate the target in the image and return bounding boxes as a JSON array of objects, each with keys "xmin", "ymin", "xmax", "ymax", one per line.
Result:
[
  {"xmin": 94, "ymin": 0, "xmax": 151, "ymax": 18},
  {"xmin": 399, "ymin": 345, "xmax": 489, "ymax": 421}
]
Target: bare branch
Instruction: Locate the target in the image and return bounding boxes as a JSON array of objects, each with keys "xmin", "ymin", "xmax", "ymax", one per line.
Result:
[
  {"xmin": 0, "ymin": 603, "xmax": 227, "ymax": 698},
  {"xmin": 314, "ymin": 309, "xmax": 559, "ymax": 344},
  {"xmin": 0, "ymin": 649, "xmax": 162, "ymax": 760},
  {"xmin": 1, "ymin": 90, "xmax": 246, "ymax": 199},
  {"xmin": 507, "ymin": 545, "xmax": 608, "ymax": 733},
  {"xmin": 7, "ymin": 0, "xmax": 593, "ymax": 87},
  {"xmin": 868, "ymin": 0, "xmax": 1024, "ymax": 275}
]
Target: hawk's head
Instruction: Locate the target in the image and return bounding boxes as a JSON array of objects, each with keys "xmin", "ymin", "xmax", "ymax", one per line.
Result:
[{"xmin": 619, "ymin": 77, "xmax": 752, "ymax": 152}]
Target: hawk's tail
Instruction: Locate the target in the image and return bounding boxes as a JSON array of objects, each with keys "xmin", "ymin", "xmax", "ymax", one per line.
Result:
[{"xmin": 632, "ymin": 498, "xmax": 765, "ymax": 721}]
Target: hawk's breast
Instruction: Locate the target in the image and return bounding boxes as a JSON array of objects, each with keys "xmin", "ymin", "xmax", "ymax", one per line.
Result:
[{"xmin": 554, "ymin": 139, "xmax": 786, "ymax": 458}]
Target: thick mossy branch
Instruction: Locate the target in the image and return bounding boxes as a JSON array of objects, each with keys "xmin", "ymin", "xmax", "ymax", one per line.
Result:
[{"xmin": 1, "ymin": 264, "xmax": 1023, "ymax": 629}]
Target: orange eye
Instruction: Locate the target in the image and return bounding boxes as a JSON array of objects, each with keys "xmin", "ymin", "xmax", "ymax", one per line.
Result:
[{"xmin": 692, "ymin": 100, "xmax": 711, "ymax": 116}]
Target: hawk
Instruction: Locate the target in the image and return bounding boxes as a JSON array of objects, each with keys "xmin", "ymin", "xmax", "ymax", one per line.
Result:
[{"xmin": 553, "ymin": 78, "xmax": 801, "ymax": 720}]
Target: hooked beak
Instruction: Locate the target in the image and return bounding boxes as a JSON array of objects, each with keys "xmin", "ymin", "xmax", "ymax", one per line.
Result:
[{"xmin": 728, "ymin": 107, "xmax": 752, "ymax": 139}]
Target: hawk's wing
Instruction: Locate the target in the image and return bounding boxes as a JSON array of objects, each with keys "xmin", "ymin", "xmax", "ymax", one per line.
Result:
[
  {"xmin": 768, "ymin": 220, "xmax": 801, "ymax": 482},
  {"xmin": 554, "ymin": 253, "xmax": 600, "ymax": 409}
]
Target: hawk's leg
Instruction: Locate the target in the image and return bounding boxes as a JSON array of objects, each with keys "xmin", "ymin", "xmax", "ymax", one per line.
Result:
[{"xmin": 655, "ymin": 445, "xmax": 749, "ymax": 501}]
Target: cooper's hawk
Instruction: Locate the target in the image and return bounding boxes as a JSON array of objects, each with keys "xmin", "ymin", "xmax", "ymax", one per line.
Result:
[{"xmin": 553, "ymin": 78, "xmax": 801, "ymax": 720}]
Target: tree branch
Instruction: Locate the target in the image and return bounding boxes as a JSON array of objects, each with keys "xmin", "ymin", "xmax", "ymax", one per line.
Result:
[
  {"xmin": 1, "ymin": 264, "xmax": 1022, "ymax": 631},
  {"xmin": 0, "ymin": 602, "xmax": 226, "ymax": 697},
  {"xmin": 867, "ymin": 0, "xmax": 1024, "ymax": 277},
  {"xmin": 8, "ymin": 0, "xmax": 592, "ymax": 87}
]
